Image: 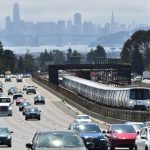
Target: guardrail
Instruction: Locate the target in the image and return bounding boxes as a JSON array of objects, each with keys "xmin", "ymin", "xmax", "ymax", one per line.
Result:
[{"xmin": 33, "ymin": 75, "xmax": 150, "ymax": 123}]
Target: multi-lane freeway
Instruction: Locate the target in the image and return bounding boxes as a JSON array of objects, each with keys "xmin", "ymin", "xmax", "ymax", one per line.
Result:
[
  {"xmin": 0, "ymin": 78, "xmax": 131, "ymax": 150},
  {"xmin": 0, "ymin": 77, "xmax": 78, "ymax": 149}
]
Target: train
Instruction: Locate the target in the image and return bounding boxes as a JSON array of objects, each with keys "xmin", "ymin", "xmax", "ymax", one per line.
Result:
[{"xmin": 62, "ymin": 75, "xmax": 150, "ymax": 110}]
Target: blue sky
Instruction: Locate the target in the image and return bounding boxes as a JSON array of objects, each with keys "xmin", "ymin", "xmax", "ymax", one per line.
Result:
[{"xmin": 0, "ymin": 0, "xmax": 149, "ymax": 28}]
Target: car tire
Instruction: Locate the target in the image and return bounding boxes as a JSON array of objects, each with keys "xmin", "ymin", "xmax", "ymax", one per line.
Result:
[
  {"xmin": 134, "ymin": 145, "xmax": 137, "ymax": 150},
  {"xmin": 129, "ymin": 146, "xmax": 134, "ymax": 150},
  {"xmin": 34, "ymin": 102, "xmax": 36, "ymax": 105},
  {"xmin": 34, "ymin": 92, "xmax": 36, "ymax": 94},
  {"xmin": 25, "ymin": 116, "xmax": 28, "ymax": 120},
  {"xmin": 8, "ymin": 142, "xmax": 11, "ymax": 147},
  {"xmin": 26, "ymin": 92, "xmax": 28, "ymax": 94},
  {"xmin": 38, "ymin": 117, "xmax": 41, "ymax": 120},
  {"xmin": 43, "ymin": 102, "xmax": 45, "ymax": 104},
  {"xmin": 19, "ymin": 108, "xmax": 21, "ymax": 111},
  {"xmin": 145, "ymin": 146, "xmax": 148, "ymax": 150}
]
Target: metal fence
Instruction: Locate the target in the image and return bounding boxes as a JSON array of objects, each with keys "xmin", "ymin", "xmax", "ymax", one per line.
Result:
[{"xmin": 33, "ymin": 75, "xmax": 150, "ymax": 123}]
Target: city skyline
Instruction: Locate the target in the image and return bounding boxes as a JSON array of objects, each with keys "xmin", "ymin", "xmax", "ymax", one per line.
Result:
[{"xmin": 0, "ymin": 0, "xmax": 150, "ymax": 28}]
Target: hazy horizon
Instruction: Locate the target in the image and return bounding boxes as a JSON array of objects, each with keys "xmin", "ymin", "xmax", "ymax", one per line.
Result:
[{"xmin": 0, "ymin": 0, "xmax": 150, "ymax": 28}]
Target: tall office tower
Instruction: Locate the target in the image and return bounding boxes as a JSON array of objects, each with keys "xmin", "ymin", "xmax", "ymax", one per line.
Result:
[
  {"xmin": 5, "ymin": 16, "xmax": 11, "ymax": 31},
  {"xmin": 74, "ymin": 13, "xmax": 82, "ymax": 34},
  {"xmin": 13, "ymin": 3, "xmax": 20, "ymax": 23},
  {"xmin": 111, "ymin": 11, "xmax": 115, "ymax": 33}
]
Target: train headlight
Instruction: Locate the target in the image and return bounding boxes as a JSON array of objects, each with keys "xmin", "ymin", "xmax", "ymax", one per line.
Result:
[
  {"xmin": 146, "ymin": 101, "xmax": 150, "ymax": 105},
  {"xmin": 129, "ymin": 100, "xmax": 134, "ymax": 104}
]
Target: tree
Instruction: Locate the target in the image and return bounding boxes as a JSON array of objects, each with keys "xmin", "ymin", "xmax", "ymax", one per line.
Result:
[
  {"xmin": 53, "ymin": 50, "xmax": 65, "ymax": 64},
  {"xmin": 66, "ymin": 48, "xmax": 81, "ymax": 64},
  {"xmin": 17, "ymin": 56, "xmax": 24, "ymax": 73},
  {"xmin": 86, "ymin": 45, "xmax": 106, "ymax": 63},
  {"xmin": 3, "ymin": 49, "xmax": 16, "ymax": 73},
  {"xmin": 131, "ymin": 49, "xmax": 144, "ymax": 74},
  {"xmin": 121, "ymin": 30, "xmax": 150, "ymax": 72},
  {"xmin": 24, "ymin": 52, "xmax": 36, "ymax": 73}
]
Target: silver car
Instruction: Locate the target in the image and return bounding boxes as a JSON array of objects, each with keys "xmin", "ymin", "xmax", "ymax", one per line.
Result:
[
  {"xmin": 135, "ymin": 126, "xmax": 150, "ymax": 150},
  {"xmin": 26, "ymin": 130, "xmax": 87, "ymax": 150}
]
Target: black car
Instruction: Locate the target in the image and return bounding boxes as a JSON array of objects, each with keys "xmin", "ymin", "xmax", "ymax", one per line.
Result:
[
  {"xmin": 13, "ymin": 92, "xmax": 23, "ymax": 100},
  {"xmin": 69, "ymin": 122, "xmax": 108, "ymax": 150},
  {"xmin": 34, "ymin": 95, "xmax": 45, "ymax": 104},
  {"xmin": 25, "ymin": 107, "xmax": 41, "ymax": 120},
  {"xmin": 0, "ymin": 126, "xmax": 13, "ymax": 147},
  {"xmin": 26, "ymin": 130, "xmax": 87, "ymax": 150},
  {"xmin": 19, "ymin": 102, "xmax": 32, "ymax": 111}
]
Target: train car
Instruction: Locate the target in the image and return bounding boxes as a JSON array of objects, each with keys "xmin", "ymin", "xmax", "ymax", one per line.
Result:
[{"xmin": 62, "ymin": 76, "xmax": 150, "ymax": 110}]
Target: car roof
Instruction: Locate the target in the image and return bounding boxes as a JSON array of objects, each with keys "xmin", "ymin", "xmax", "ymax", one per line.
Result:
[
  {"xmin": 37, "ymin": 130, "xmax": 77, "ymax": 135},
  {"xmin": 125, "ymin": 122, "xmax": 144, "ymax": 124},
  {"xmin": 77, "ymin": 114, "xmax": 89, "ymax": 117}
]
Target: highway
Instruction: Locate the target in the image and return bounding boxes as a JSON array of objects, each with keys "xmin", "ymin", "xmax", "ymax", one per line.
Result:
[{"xmin": 0, "ymin": 78, "xmax": 130, "ymax": 150}]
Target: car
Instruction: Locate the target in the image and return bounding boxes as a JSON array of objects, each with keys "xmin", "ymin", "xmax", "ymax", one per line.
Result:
[
  {"xmin": 26, "ymin": 130, "xmax": 87, "ymax": 150},
  {"xmin": 0, "ymin": 74, "xmax": 4, "ymax": 78},
  {"xmin": 0, "ymin": 126, "xmax": 13, "ymax": 147},
  {"xmin": 26, "ymin": 86, "xmax": 36, "ymax": 94},
  {"xmin": 74, "ymin": 114, "xmax": 92, "ymax": 123},
  {"xmin": 22, "ymin": 105, "xmax": 33, "ymax": 115},
  {"xmin": 15, "ymin": 98, "xmax": 26, "ymax": 106},
  {"xmin": 19, "ymin": 102, "xmax": 32, "ymax": 111},
  {"xmin": 69, "ymin": 122, "xmax": 108, "ymax": 150},
  {"xmin": 106, "ymin": 124, "xmax": 137, "ymax": 150},
  {"xmin": 13, "ymin": 92, "xmax": 23, "ymax": 100},
  {"xmin": 24, "ymin": 107, "xmax": 41, "ymax": 120},
  {"xmin": 34, "ymin": 95, "xmax": 45, "ymax": 104},
  {"xmin": 135, "ymin": 126, "xmax": 150, "ymax": 150},
  {"xmin": 125, "ymin": 122, "xmax": 145, "ymax": 132},
  {"xmin": 16, "ymin": 76, "xmax": 23, "ymax": 82},
  {"xmin": 5, "ymin": 76, "xmax": 11, "ymax": 82},
  {"xmin": 8, "ymin": 87, "xmax": 17, "ymax": 95}
]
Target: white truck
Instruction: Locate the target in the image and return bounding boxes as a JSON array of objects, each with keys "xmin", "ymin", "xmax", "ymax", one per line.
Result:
[
  {"xmin": 143, "ymin": 71, "xmax": 150, "ymax": 80},
  {"xmin": 0, "ymin": 97, "xmax": 13, "ymax": 116}
]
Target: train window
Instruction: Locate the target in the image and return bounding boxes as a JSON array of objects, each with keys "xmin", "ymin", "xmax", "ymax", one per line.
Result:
[{"xmin": 130, "ymin": 89, "xmax": 150, "ymax": 100}]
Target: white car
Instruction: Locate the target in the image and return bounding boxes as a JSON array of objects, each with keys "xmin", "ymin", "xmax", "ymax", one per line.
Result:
[
  {"xmin": 74, "ymin": 114, "xmax": 92, "ymax": 123},
  {"xmin": 125, "ymin": 122, "xmax": 145, "ymax": 132},
  {"xmin": 135, "ymin": 126, "xmax": 150, "ymax": 150}
]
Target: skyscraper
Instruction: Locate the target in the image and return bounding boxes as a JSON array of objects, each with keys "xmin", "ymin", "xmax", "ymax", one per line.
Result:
[
  {"xmin": 74, "ymin": 13, "xmax": 82, "ymax": 34},
  {"xmin": 13, "ymin": 3, "xmax": 20, "ymax": 23},
  {"xmin": 111, "ymin": 11, "xmax": 115, "ymax": 33}
]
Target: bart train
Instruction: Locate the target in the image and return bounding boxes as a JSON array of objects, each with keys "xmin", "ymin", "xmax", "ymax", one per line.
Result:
[{"xmin": 62, "ymin": 76, "xmax": 150, "ymax": 110}]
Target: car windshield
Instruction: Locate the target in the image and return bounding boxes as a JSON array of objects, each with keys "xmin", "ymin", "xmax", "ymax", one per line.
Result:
[
  {"xmin": 37, "ymin": 96, "xmax": 43, "ymax": 99},
  {"xmin": 22, "ymin": 102, "xmax": 30, "ymax": 106},
  {"xmin": 0, "ymin": 128, "xmax": 9, "ymax": 134},
  {"xmin": 28, "ymin": 108, "xmax": 38, "ymax": 112},
  {"xmin": 111, "ymin": 125, "xmax": 135, "ymax": 133},
  {"xmin": 131, "ymin": 124, "xmax": 145, "ymax": 131},
  {"xmin": 37, "ymin": 132, "xmax": 84, "ymax": 148},
  {"xmin": 77, "ymin": 116, "xmax": 90, "ymax": 119},
  {"xmin": 74, "ymin": 124, "xmax": 101, "ymax": 133}
]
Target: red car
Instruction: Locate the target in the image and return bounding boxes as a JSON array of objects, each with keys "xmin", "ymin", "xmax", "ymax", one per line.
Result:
[
  {"xmin": 106, "ymin": 124, "xmax": 137, "ymax": 150},
  {"xmin": 16, "ymin": 98, "xmax": 26, "ymax": 106}
]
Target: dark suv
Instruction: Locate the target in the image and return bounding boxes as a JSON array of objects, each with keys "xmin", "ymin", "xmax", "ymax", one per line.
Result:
[
  {"xmin": 25, "ymin": 107, "xmax": 41, "ymax": 120},
  {"xmin": 69, "ymin": 122, "xmax": 108, "ymax": 150},
  {"xmin": 0, "ymin": 126, "xmax": 13, "ymax": 147}
]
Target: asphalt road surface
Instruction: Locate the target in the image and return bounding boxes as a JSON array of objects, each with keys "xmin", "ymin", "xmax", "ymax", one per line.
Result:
[{"xmin": 0, "ymin": 78, "xmax": 130, "ymax": 150}]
